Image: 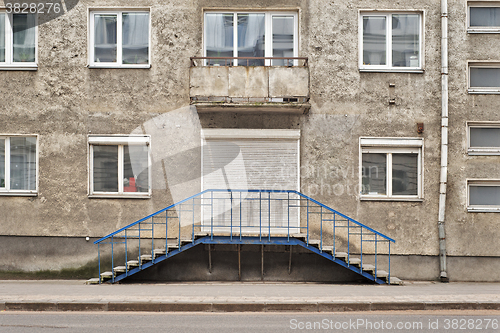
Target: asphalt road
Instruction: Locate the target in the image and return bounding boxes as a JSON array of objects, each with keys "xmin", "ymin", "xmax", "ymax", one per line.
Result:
[{"xmin": 1, "ymin": 311, "xmax": 499, "ymax": 333}]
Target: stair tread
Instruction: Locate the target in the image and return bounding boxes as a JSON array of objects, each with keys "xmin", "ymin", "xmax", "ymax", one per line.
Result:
[
  {"xmin": 113, "ymin": 266, "xmax": 126, "ymax": 272},
  {"xmin": 390, "ymin": 277, "xmax": 404, "ymax": 285},
  {"xmin": 86, "ymin": 278, "xmax": 100, "ymax": 285},
  {"xmin": 335, "ymin": 252, "xmax": 348, "ymax": 257},
  {"xmin": 348, "ymin": 258, "xmax": 361, "ymax": 265},
  {"xmin": 127, "ymin": 260, "xmax": 139, "ymax": 267},
  {"xmin": 376, "ymin": 270, "xmax": 389, "ymax": 277},
  {"xmin": 100, "ymin": 271, "xmax": 113, "ymax": 277},
  {"xmin": 362, "ymin": 264, "xmax": 376, "ymax": 271}
]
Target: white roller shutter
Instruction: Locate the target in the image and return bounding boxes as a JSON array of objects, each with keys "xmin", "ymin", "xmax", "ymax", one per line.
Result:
[{"xmin": 201, "ymin": 129, "xmax": 300, "ymax": 234}]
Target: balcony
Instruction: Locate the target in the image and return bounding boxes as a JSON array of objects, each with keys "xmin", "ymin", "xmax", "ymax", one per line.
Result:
[{"xmin": 189, "ymin": 57, "xmax": 310, "ymax": 114}]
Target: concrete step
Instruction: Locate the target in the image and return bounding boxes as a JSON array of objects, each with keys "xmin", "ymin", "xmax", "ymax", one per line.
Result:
[
  {"xmin": 348, "ymin": 257, "xmax": 361, "ymax": 267},
  {"xmin": 376, "ymin": 270, "xmax": 389, "ymax": 279},
  {"xmin": 126, "ymin": 260, "xmax": 139, "ymax": 269},
  {"xmin": 334, "ymin": 252, "xmax": 348, "ymax": 261},
  {"xmin": 100, "ymin": 271, "xmax": 113, "ymax": 281},
  {"xmin": 306, "ymin": 239, "xmax": 321, "ymax": 247},
  {"xmin": 86, "ymin": 278, "xmax": 100, "ymax": 285},
  {"xmin": 194, "ymin": 231, "xmax": 208, "ymax": 238},
  {"xmin": 390, "ymin": 277, "xmax": 404, "ymax": 285},
  {"xmin": 139, "ymin": 254, "xmax": 152, "ymax": 263},
  {"xmin": 321, "ymin": 246, "xmax": 334, "ymax": 253},
  {"xmin": 180, "ymin": 239, "xmax": 194, "ymax": 245},
  {"xmin": 113, "ymin": 266, "xmax": 126, "ymax": 273},
  {"xmin": 362, "ymin": 264, "xmax": 376, "ymax": 273},
  {"xmin": 153, "ymin": 248, "xmax": 166, "ymax": 257}
]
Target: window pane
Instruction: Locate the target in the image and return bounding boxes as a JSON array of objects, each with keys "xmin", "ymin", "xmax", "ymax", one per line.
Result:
[
  {"xmin": 94, "ymin": 14, "xmax": 117, "ymax": 63},
  {"xmin": 0, "ymin": 139, "xmax": 4, "ymax": 188},
  {"xmin": 10, "ymin": 137, "xmax": 36, "ymax": 190},
  {"xmin": 362, "ymin": 153, "xmax": 387, "ymax": 195},
  {"xmin": 12, "ymin": 14, "xmax": 36, "ymax": 63},
  {"xmin": 470, "ymin": 67, "xmax": 500, "ymax": 88},
  {"xmin": 392, "ymin": 153, "xmax": 418, "ymax": 196},
  {"xmin": 470, "ymin": 127, "xmax": 500, "ymax": 148},
  {"xmin": 470, "ymin": 7, "xmax": 500, "ymax": 27},
  {"xmin": 272, "ymin": 16, "xmax": 294, "ymax": 66},
  {"xmin": 237, "ymin": 14, "xmax": 265, "ymax": 66},
  {"xmin": 363, "ymin": 16, "xmax": 386, "ymax": 66},
  {"xmin": 392, "ymin": 14, "xmax": 420, "ymax": 67},
  {"xmin": 123, "ymin": 145, "xmax": 148, "ymax": 193},
  {"xmin": 122, "ymin": 13, "xmax": 149, "ymax": 65},
  {"xmin": 205, "ymin": 13, "xmax": 233, "ymax": 65},
  {"xmin": 93, "ymin": 146, "xmax": 118, "ymax": 192},
  {"xmin": 0, "ymin": 14, "xmax": 5, "ymax": 62},
  {"xmin": 470, "ymin": 186, "xmax": 500, "ymax": 206}
]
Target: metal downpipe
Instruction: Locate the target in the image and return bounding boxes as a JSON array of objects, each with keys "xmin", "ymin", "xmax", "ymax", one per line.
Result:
[{"xmin": 439, "ymin": 0, "xmax": 449, "ymax": 283}]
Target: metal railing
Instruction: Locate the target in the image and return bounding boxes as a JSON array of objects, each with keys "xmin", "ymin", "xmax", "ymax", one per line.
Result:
[
  {"xmin": 190, "ymin": 57, "xmax": 308, "ymax": 67},
  {"xmin": 94, "ymin": 189, "xmax": 394, "ymax": 284}
]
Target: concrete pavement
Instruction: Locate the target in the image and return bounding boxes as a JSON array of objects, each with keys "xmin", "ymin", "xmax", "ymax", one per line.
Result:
[{"xmin": 0, "ymin": 280, "xmax": 499, "ymax": 312}]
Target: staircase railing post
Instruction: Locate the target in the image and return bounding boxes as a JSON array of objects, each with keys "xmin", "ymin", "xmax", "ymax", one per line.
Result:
[
  {"xmin": 125, "ymin": 230, "xmax": 128, "ymax": 275},
  {"xmin": 320, "ymin": 206, "xmax": 323, "ymax": 252},
  {"xmin": 98, "ymin": 243, "xmax": 101, "ymax": 284},
  {"xmin": 151, "ymin": 217, "xmax": 155, "ymax": 264},
  {"xmin": 259, "ymin": 191, "xmax": 262, "ymax": 241},
  {"xmin": 287, "ymin": 192, "xmax": 290, "ymax": 242},
  {"xmin": 192, "ymin": 198, "xmax": 195, "ymax": 244},
  {"xmin": 138, "ymin": 222, "xmax": 141, "ymax": 269},
  {"xmin": 230, "ymin": 191, "xmax": 233, "ymax": 241},
  {"xmin": 375, "ymin": 234, "xmax": 378, "ymax": 280},
  {"xmin": 347, "ymin": 220, "xmax": 350, "ymax": 266},
  {"xmin": 178, "ymin": 203, "xmax": 182, "ymax": 249},
  {"xmin": 268, "ymin": 192, "xmax": 271, "ymax": 241},
  {"xmin": 360, "ymin": 227, "xmax": 363, "ymax": 272},
  {"xmin": 239, "ymin": 191, "xmax": 242, "ymax": 241},
  {"xmin": 211, "ymin": 191, "xmax": 214, "ymax": 240},
  {"xmin": 306, "ymin": 199, "xmax": 309, "ymax": 246},
  {"xmin": 111, "ymin": 236, "xmax": 114, "ymax": 283},
  {"xmin": 388, "ymin": 241, "xmax": 391, "ymax": 285},
  {"xmin": 165, "ymin": 210, "xmax": 168, "ymax": 254},
  {"xmin": 333, "ymin": 213, "xmax": 336, "ymax": 260}
]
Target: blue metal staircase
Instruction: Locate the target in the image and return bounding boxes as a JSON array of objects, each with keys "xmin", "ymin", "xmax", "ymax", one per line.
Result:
[{"xmin": 88, "ymin": 190, "xmax": 400, "ymax": 285}]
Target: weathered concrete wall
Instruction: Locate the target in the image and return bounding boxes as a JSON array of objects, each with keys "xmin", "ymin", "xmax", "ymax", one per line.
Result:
[{"xmin": 0, "ymin": 0, "xmax": 498, "ymax": 281}]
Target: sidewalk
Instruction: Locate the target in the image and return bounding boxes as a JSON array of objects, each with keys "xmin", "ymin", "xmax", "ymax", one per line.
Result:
[{"xmin": 1, "ymin": 280, "xmax": 499, "ymax": 312}]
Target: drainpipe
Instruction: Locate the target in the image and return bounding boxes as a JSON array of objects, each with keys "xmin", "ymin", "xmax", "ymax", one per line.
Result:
[{"xmin": 438, "ymin": 0, "xmax": 449, "ymax": 283}]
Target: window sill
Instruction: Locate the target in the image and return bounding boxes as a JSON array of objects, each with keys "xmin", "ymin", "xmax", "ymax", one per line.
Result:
[
  {"xmin": 468, "ymin": 89, "xmax": 500, "ymax": 94},
  {"xmin": 468, "ymin": 207, "xmax": 500, "ymax": 212},
  {"xmin": 360, "ymin": 196, "xmax": 423, "ymax": 202},
  {"xmin": 468, "ymin": 29, "xmax": 500, "ymax": 34},
  {"xmin": 89, "ymin": 193, "xmax": 151, "ymax": 199},
  {"xmin": 359, "ymin": 68, "xmax": 424, "ymax": 74},
  {"xmin": 468, "ymin": 149, "xmax": 500, "ymax": 155},
  {"xmin": 0, "ymin": 64, "xmax": 38, "ymax": 71},
  {"xmin": 88, "ymin": 64, "xmax": 151, "ymax": 69},
  {"xmin": 0, "ymin": 191, "xmax": 37, "ymax": 196}
]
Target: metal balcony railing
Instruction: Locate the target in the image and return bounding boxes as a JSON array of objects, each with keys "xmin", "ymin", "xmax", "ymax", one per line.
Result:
[{"xmin": 190, "ymin": 57, "xmax": 308, "ymax": 67}]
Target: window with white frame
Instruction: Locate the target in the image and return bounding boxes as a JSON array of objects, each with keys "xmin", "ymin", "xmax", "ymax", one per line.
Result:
[
  {"xmin": 468, "ymin": 122, "xmax": 500, "ymax": 154},
  {"xmin": 0, "ymin": 136, "xmax": 37, "ymax": 195},
  {"xmin": 0, "ymin": 12, "xmax": 37, "ymax": 69},
  {"xmin": 359, "ymin": 12, "xmax": 422, "ymax": 71},
  {"xmin": 360, "ymin": 138, "xmax": 423, "ymax": 200},
  {"xmin": 468, "ymin": 2, "xmax": 500, "ymax": 33},
  {"xmin": 468, "ymin": 180, "xmax": 500, "ymax": 212},
  {"xmin": 468, "ymin": 62, "xmax": 500, "ymax": 93},
  {"xmin": 89, "ymin": 10, "xmax": 150, "ymax": 68},
  {"xmin": 89, "ymin": 136, "xmax": 151, "ymax": 197},
  {"xmin": 203, "ymin": 11, "xmax": 298, "ymax": 66}
]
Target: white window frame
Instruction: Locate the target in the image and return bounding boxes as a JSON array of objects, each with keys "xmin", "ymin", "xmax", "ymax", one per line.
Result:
[
  {"xmin": 359, "ymin": 137, "xmax": 423, "ymax": 201},
  {"xmin": 0, "ymin": 135, "xmax": 38, "ymax": 196},
  {"xmin": 468, "ymin": 61, "xmax": 500, "ymax": 94},
  {"xmin": 203, "ymin": 11, "xmax": 299, "ymax": 66},
  {"xmin": 467, "ymin": 1, "xmax": 500, "ymax": 33},
  {"xmin": 467, "ymin": 121, "xmax": 500, "ymax": 155},
  {"xmin": 0, "ymin": 11, "xmax": 38, "ymax": 70},
  {"xmin": 358, "ymin": 11, "xmax": 424, "ymax": 73},
  {"xmin": 467, "ymin": 180, "xmax": 500, "ymax": 212},
  {"xmin": 88, "ymin": 135, "xmax": 151, "ymax": 198},
  {"xmin": 88, "ymin": 9, "xmax": 151, "ymax": 69}
]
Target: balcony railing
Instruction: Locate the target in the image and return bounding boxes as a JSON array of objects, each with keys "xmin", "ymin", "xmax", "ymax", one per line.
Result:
[{"xmin": 190, "ymin": 57, "xmax": 308, "ymax": 67}]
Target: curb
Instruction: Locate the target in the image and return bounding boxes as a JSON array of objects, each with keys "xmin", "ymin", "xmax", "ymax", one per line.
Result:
[{"xmin": 2, "ymin": 301, "xmax": 500, "ymax": 312}]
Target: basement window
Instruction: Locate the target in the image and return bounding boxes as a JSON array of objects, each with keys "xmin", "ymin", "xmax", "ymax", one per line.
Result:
[
  {"xmin": 468, "ymin": 123, "xmax": 500, "ymax": 155},
  {"xmin": 89, "ymin": 136, "xmax": 151, "ymax": 198},
  {"xmin": 468, "ymin": 2, "xmax": 500, "ymax": 33},
  {"xmin": 0, "ymin": 12, "xmax": 37, "ymax": 70},
  {"xmin": 203, "ymin": 11, "xmax": 298, "ymax": 66},
  {"xmin": 468, "ymin": 62, "xmax": 500, "ymax": 93},
  {"xmin": 0, "ymin": 136, "xmax": 38, "ymax": 196},
  {"xmin": 359, "ymin": 12, "xmax": 423, "ymax": 72},
  {"xmin": 360, "ymin": 138, "xmax": 423, "ymax": 201},
  {"xmin": 89, "ymin": 10, "xmax": 150, "ymax": 68},
  {"xmin": 468, "ymin": 180, "xmax": 500, "ymax": 212}
]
